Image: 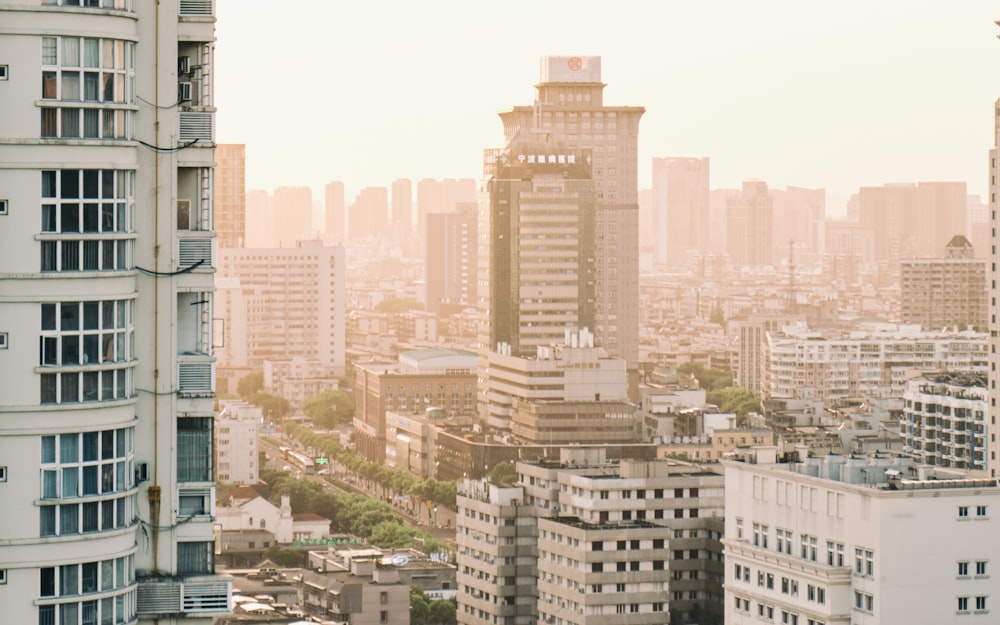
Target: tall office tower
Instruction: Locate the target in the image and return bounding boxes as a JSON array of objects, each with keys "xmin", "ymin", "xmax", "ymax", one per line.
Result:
[
  {"xmin": 770, "ymin": 186, "xmax": 825, "ymax": 263},
  {"xmin": 272, "ymin": 185, "xmax": 313, "ymax": 248},
  {"xmin": 324, "ymin": 180, "xmax": 346, "ymax": 243},
  {"xmin": 217, "ymin": 240, "xmax": 346, "ymax": 373},
  {"xmin": 727, "ymin": 180, "xmax": 774, "ymax": 266},
  {"xmin": 651, "ymin": 157, "xmax": 710, "ymax": 267},
  {"xmin": 901, "ymin": 235, "xmax": 987, "ymax": 331},
  {"xmin": 348, "ymin": 186, "xmax": 388, "ymax": 241},
  {"xmin": 391, "ymin": 178, "xmax": 413, "ymax": 243},
  {"xmin": 426, "ymin": 204, "xmax": 478, "ymax": 315},
  {"xmin": 244, "ymin": 188, "xmax": 271, "ymax": 247},
  {"xmin": 495, "ymin": 56, "xmax": 644, "ymax": 389},
  {"xmin": 859, "ymin": 181, "xmax": 968, "ymax": 263},
  {"xmin": 479, "ymin": 144, "xmax": 596, "ymax": 357},
  {"xmin": 0, "ymin": 2, "xmax": 229, "ymax": 624},
  {"xmin": 708, "ymin": 188, "xmax": 738, "ymax": 253},
  {"xmin": 416, "ymin": 178, "xmax": 478, "ymax": 249},
  {"xmin": 214, "ymin": 144, "xmax": 246, "ymax": 248}
]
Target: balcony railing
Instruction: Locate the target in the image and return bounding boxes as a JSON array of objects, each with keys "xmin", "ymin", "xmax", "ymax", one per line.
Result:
[{"xmin": 137, "ymin": 575, "xmax": 231, "ymax": 617}]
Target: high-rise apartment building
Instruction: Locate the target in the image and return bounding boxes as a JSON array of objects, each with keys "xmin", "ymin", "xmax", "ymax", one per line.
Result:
[
  {"xmin": 244, "ymin": 188, "xmax": 270, "ymax": 247},
  {"xmin": 391, "ymin": 177, "xmax": 413, "ymax": 241},
  {"xmin": 771, "ymin": 186, "xmax": 825, "ymax": 263},
  {"xmin": 900, "ymin": 235, "xmax": 987, "ymax": 331},
  {"xmin": 859, "ymin": 181, "xmax": 967, "ymax": 263},
  {"xmin": 214, "ymin": 143, "xmax": 246, "ymax": 248},
  {"xmin": 727, "ymin": 180, "xmax": 774, "ymax": 267},
  {"xmin": 348, "ymin": 186, "xmax": 388, "ymax": 241},
  {"xmin": 0, "ymin": 2, "xmax": 230, "ymax": 623},
  {"xmin": 324, "ymin": 180, "xmax": 346, "ymax": 243},
  {"xmin": 901, "ymin": 372, "xmax": 988, "ymax": 473},
  {"xmin": 651, "ymin": 157, "xmax": 710, "ymax": 267},
  {"xmin": 724, "ymin": 448, "xmax": 1000, "ymax": 625},
  {"xmin": 272, "ymin": 185, "xmax": 313, "ymax": 248},
  {"xmin": 216, "ymin": 400, "xmax": 262, "ymax": 485},
  {"xmin": 416, "ymin": 177, "xmax": 477, "ymax": 250},
  {"xmin": 494, "ymin": 56, "xmax": 644, "ymax": 387},
  {"xmin": 426, "ymin": 204, "xmax": 477, "ymax": 315},
  {"xmin": 217, "ymin": 240, "xmax": 346, "ymax": 372}
]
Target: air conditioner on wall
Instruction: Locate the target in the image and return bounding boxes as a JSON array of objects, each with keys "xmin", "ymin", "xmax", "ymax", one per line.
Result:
[
  {"xmin": 178, "ymin": 82, "xmax": 192, "ymax": 102},
  {"xmin": 178, "ymin": 56, "xmax": 190, "ymax": 74}
]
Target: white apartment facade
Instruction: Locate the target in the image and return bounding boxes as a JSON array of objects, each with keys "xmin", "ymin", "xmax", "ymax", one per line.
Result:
[
  {"xmin": 901, "ymin": 372, "xmax": 988, "ymax": 473},
  {"xmin": 0, "ymin": 1, "xmax": 229, "ymax": 624},
  {"xmin": 765, "ymin": 324, "xmax": 987, "ymax": 401},
  {"xmin": 216, "ymin": 400, "xmax": 261, "ymax": 485},
  {"xmin": 724, "ymin": 448, "xmax": 1000, "ymax": 625},
  {"xmin": 217, "ymin": 239, "xmax": 346, "ymax": 373}
]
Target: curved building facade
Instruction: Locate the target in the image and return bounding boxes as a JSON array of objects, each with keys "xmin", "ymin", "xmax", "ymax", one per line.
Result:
[{"xmin": 0, "ymin": 1, "xmax": 227, "ymax": 623}]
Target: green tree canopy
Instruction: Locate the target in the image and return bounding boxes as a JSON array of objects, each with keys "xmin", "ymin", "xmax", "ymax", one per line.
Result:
[
  {"xmin": 488, "ymin": 461, "xmax": 517, "ymax": 485},
  {"xmin": 263, "ymin": 545, "xmax": 306, "ymax": 568},
  {"xmin": 237, "ymin": 370, "xmax": 264, "ymax": 399},
  {"xmin": 677, "ymin": 362, "xmax": 733, "ymax": 392},
  {"xmin": 706, "ymin": 386, "xmax": 761, "ymax": 419},
  {"xmin": 375, "ymin": 297, "xmax": 424, "ymax": 313},
  {"xmin": 247, "ymin": 392, "xmax": 291, "ymax": 421},
  {"xmin": 304, "ymin": 389, "xmax": 355, "ymax": 428}
]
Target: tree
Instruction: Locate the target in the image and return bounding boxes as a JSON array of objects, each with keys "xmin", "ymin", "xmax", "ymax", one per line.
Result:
[
  {"xmin": 237, "ymin": 371, "xmax": 264, "ymax": 399},
  {"xmin": 368, "ymin": 520, "xmax": 414, "ymax": 548},
  {"xmin": 428, "ymin": 598, "xmax": 457, "ymax": 625},
  {"xmin": 263, "ymin": 545, "xmax": 305, "ymax": 568},
  {"xmin": 706, "ymin": 387, "xmax": 761, "ymax": 421},
  {"xmin": 677, "ymin": 362, "xmax": 733, "ymax": 392},
  {"xmin": 375, "ymin": 297, "xmax": 424, "ymax": 313},
  {"xmin": 304, "ymin": 389, "xmax": 355, "ymax": 428},
  {"xmin": 488, "ymin": 461, "xmax": 517, "ymax": 485},
  {"xmin": 247, "ymin": 392, "xmax": 291, "ymax": 421}
]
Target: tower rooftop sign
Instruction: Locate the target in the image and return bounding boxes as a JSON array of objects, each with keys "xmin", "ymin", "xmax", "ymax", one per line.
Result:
[{"xmin": 540, "ymin": 55, "xmax": 601, "ymax": 83}]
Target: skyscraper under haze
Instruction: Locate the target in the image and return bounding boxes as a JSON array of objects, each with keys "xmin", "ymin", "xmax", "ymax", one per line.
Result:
[
  {"xmin": 214, "ymin": 144, "xmax": 246, "ymax": 248},
  {"xmin": 426, "ymin": 204, "xmax": 477, "ymax": 315},
  {"xmin": 651, "ymin": 156, "xmax": 710, "ymax": 267},
  {"xmin": 0, "ymin": 2, "xmax": 229, "ymax": 624},
  {"xmin": 392, "ymin": 178, "xmax": 414, "ymax": 242},
  {"xmin": 324, "ymin": 180, "xmax": 346, "ymax": 243},
  {"xmin": 272, "ymin": 185, "xmax": 313, "ymax": 247},
  {"xmin": 490, "ymin": 56, "xmax": 644, "ymax": 387},
  {"xmin": 727, "ymin": 180, "xmax": 774, "ymax": 267}
]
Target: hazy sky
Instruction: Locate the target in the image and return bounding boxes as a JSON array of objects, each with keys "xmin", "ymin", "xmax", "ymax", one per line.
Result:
[{"xmin": 215, "ymin": 1, "xmax": 998, "ymax": 209}]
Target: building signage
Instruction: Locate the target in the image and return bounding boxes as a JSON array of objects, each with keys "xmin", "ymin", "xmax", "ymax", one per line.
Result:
[{"xmin": 518, "ymin": 153, "xmax": 577, "ymax": 164}]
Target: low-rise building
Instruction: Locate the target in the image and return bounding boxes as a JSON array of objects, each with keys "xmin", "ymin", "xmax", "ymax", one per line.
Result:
[{"xmin": 901, "ymin": 371, "xmax": 988, "ymax": 472}]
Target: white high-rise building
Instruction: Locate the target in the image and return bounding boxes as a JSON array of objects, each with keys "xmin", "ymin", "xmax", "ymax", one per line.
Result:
[
  {"xmin": 0, "ymin": 2, "xmax": 230, "ymax": 624},
  {"xmin": 724, "ymin": 448, "xmax": 1000, "ymax": 625}
]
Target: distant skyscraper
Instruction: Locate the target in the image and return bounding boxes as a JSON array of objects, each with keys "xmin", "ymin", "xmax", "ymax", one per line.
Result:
[
  {"xmin": 273, "ymin": 186, "xmax": 313, "ymax": 247},
  {"xmin": 727, "ymin": 180, "xmax": 774, "ymax": 266},
  {"xmin": 770, "ymin": 186, "xmax": 825, "ymax": 262},
  {"xmin": 391, "ymin": 178, "xmax": 413, "ymax": 242},
  {"xmin": 426, "ymin": 203, "xmax": 478, "ymax": 315},
  {"xmin": 324, "ymin": 180, "xmax": 346, "ymax": 243},
  {"xmin": 493, "ymin": 56, "xmax": 644, "ymax": 387},
  {"xmin": 416, "ymin": 178, "xmax": 478, "ymax": 252},
  {"xmin": 349, "ymin": 186, "xmax": 388, "ymax": 241},
  {"xmin": 651, "ymin": 156, "xmax": 710, "ymax": 266},
  {"xmin": 215, "ymin": 143, "xmax": 246, "ymax": 248},
  {"xmin": 859, "ymin": 182, "xmax": 967, "ymax": 262}
]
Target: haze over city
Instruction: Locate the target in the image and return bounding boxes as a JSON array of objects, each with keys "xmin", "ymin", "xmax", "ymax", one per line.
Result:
[{"xmin": 216, "ymin": 0, "xmax": 998, "ymax": 209}]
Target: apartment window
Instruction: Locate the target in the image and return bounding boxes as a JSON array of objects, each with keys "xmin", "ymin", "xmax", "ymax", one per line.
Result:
[
  {"xmin": 976, "ymin": 561, "xmax": 988, "ymax": 576},
  {"xmin": 0, "ymin": 199, "xmax": 7, "ymax": 215},
  {"xmin": 736, "ymin": 517, "xmax": 744, "ymax": 540},
  {"xmin": 591, "ymin": 541, "xmax": 603, "ymax": 551},
  {"xmin": 42, "ymin": 0, "xmax": 134, "ymax": 8},
  {"xmin": 854, "ymin": 548, "xmax": 874, "ymax": 576},
  {"xmin": 39, "ymin": 169, "xmax": 135, "ymax": 273},
  {"xmin": 177, "ymin": 541, "xmax": 214, "ymax": 575},
  {"xmin": 827, "ymin": 542, "xmax": 845, "ymax": 567},
  {"xmin": 854, "ymin": 591, "xmax": 874, "ymax": 612},
  {"xmin": 616, "ymin": 583, "xmax": 626, "ymax": 593},
  {"xmin": 177, "ymin": 417, "xmax": 213, "ymax": 482},
  {"xmin": 776, "ymin": 528, "xmax": 792, "ymax": 554},
  {"xmin": 0, "ymin": 65, "xmax": 7, "ymax": 80},
  {"xmin": 977, "ymin": 505, "xmax": 988, "ymax": 518},
  {"xmin": 0, "ymin": 569, "xmax": 5, "ymax": 584},
  {"xmin": 976, "ymin": 596, "xmax": 988, "ymax": 611},
  {"xmin": 959, "ymin": 561, "xmax": 969, "ymax": 577},
  {"xmin": 39, "ymin": 300, "xmax": 135, "ymax": 404},
  {"xmin": 0, "ymin": 332, "xmax": 7, "ymax": 349},
  {"xmin": 958, "ymin": 597, "xmax": 969, "ymax": 611},
  {"xmin": 380, "ymin": 611, "xmax": 389, "ymax": 624},
  {"xmin": 38, "ymin": 555, "xmax": 134, "ymax": 625},
  {"xmin": 800, "ymin": 534, "xmax": 817, "ymax": 561},
  {"xmin": 959, "ymin": 506, "xmax": 969, "ymax": 518},
  {"xmin": 39, "ymin": 428, "xmax": 134, "ymax": 537},
  {"xmin": 39, "ymin": 36, "xmax": 135, "ymax": 139}
]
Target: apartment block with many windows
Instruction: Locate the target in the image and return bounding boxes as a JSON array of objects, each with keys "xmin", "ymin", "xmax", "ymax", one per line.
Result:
[
  {"xmin": 0, "ymin": 1, "xmax": 229, "ymax": 623},
  {"xmin": 724, "ymin": 447, "xmax": 1000, "ymax": 625}
]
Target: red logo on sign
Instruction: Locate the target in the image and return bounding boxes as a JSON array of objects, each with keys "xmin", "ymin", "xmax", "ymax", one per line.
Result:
[{"xmin": 568, "ymin": 57, "xmax": 583, "ymax": 71}]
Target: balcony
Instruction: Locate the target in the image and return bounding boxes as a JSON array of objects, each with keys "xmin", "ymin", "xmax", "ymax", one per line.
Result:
[{"xmin": 136, "ymin": 575, "xmax": 231, "ymax": 618}]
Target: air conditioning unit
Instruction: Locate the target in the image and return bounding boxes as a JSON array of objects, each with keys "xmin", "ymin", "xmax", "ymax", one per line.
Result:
[
  {"xmin": 178, "ymin": 82, "xmax": 192, "ymax": 103},
  {"xmin": 136, "ymin": 462, "xmax": 149, "ymax": 483},
  {"xmin": 178, "ymin": 56, "xmax": 190, "ymax": 74}
]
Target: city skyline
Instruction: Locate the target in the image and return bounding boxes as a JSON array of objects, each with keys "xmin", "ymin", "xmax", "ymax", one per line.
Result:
[{"xmin": 215, "ymin": 1, "xmax": 998, "ymax": 211}]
